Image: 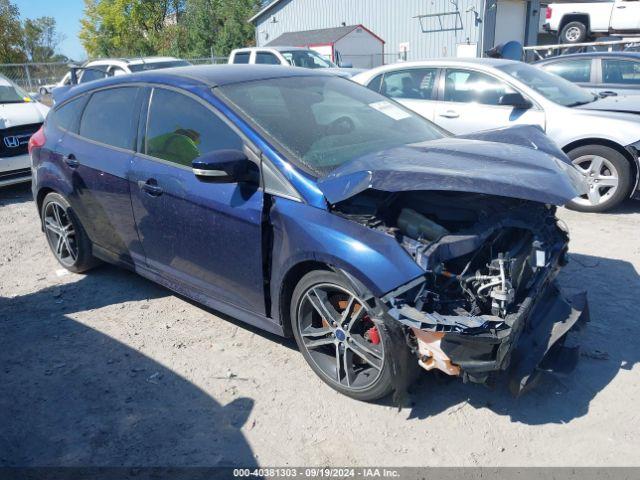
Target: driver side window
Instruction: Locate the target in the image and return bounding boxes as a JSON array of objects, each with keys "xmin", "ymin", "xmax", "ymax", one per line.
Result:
[
  {"xmin": 444, "ymin": 69, "xmax": 515, "ymax": 106},
  {"xmin": 145, "ymin": 89, "xmax": 244, "ymax": 167}
]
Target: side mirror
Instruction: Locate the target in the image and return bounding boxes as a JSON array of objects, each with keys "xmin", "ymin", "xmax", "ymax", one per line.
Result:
[
  {"xmin": 192, "ymin": 149, "xmax": 254, "ymax": 183},
  {"xmin": 498, "ymin": 92, "xmax": 532, "ymax": 109},
  {"xmin": 340, "ymin": 61, "xmax": 353, "ymax": 68}
]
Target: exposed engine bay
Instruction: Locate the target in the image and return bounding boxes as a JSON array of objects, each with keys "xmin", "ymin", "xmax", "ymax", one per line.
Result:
[{"xmin": 332, "ymin": 189, "xmax": 588, "ymax": 393}]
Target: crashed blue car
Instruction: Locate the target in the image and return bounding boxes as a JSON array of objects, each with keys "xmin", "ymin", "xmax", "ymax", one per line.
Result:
[{"xmin": 30, "ymin": 65, "xmax": 588, "ymax": 401}]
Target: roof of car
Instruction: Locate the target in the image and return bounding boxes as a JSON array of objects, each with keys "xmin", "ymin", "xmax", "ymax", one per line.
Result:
[
  {"xmin": 369, "ymin": 57, "xmax": 518, "ymax": 71},
  {"xmin": 85, "ymin": 56, "xmax": 183, "ymax": 66},
  {"xmin": 55, "ymin": 64, "xmax": 336, "ymax": 103},
  {"xmin": 534, "ymin": 51, "xmax": 640, "ymax": 64},
  {"xmin": 233, "ymin": 46, "xmax": 310, "ymax": 53}
]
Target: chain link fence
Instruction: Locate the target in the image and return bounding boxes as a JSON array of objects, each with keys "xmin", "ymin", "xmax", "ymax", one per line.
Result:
[{"xmin": 0, "ymin": 57, "xmax": 229, "ymax": 94}]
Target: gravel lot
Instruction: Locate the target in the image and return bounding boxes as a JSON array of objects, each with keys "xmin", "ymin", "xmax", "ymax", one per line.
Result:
[{"xmin": 1, "ymin": 182, "xmax": 639, "ymax": 467}]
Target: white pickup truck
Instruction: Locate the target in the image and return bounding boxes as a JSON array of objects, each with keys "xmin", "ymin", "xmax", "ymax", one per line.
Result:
[{"xmin": 544, "ymin": 0, "xmax": 640, "ymax": 43}]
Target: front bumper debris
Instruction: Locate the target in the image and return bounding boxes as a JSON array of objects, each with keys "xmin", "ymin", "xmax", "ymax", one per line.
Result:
[{"xmin": 386, "ymin": 278, "xmax": 589, "ymax": 396}]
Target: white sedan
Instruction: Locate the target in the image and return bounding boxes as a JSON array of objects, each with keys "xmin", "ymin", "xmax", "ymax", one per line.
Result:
[
  {"xmin": 353, "ymin": 58, "xmax": 640, "ymax": 212},
  {"xmin": 0, "ymin": 75, "xmax": 49, "ymax": 187}
]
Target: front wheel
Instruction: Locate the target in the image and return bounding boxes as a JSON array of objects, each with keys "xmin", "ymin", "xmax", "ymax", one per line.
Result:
[
  {"xmin": 290, "ymin": 270, "xmax": 397, "ymax": 401},
  {"xmin": 565, "ymin": 145, "xmax": 632, "ymax": 212},
  {"xmin": 41, "ymin": 192, "xmax": 100, "ymax": 273},
  {"xmin": 560, "ymin": 21, "xmax": 588, "ymax": 44}
]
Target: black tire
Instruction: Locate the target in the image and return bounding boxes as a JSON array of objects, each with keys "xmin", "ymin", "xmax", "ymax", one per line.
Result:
[
  {"xmin": 290, "ymin": 270, "xmax": 397, "ymax": 401},
  {"xmin": 565, "ymin": 144, "xmax": 632, "ymax": 213},
  {"xmin": 560, "ymin": 21, "xmax": 588, "ymax": 44},
  {"xmin": 41, "ymin": 192, "xmax": 100, "ymax": 273}
]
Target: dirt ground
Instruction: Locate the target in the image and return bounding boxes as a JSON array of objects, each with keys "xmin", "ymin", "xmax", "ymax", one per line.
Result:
[{"xmin": 1, "ymin": 182, "xmax": 639, "ymax": 467}]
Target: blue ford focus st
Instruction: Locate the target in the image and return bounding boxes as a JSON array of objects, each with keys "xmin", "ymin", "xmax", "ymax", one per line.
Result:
[{"xmin": 29, "ymin": 65, "xmax": 588, "ymax": 400}]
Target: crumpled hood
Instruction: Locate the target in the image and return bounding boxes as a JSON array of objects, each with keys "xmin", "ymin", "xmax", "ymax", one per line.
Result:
[
  {"xmin": 0, "ymin": 101, "xmax": 48, "ymax": 129},
  {"xmin": 576, "ymin": 94, "xmax": 640, "ymax": 114},
  {"xmin": 317, "ymin": 125, "xmax": 586, "ymax": 205}
]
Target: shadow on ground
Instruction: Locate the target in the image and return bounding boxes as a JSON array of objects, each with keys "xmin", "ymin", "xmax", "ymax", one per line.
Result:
[
  {"xmin": 0, "ymin": 267, "xmax": 257, "ymax": 467},
  {"xmin": 404, "ymin": 253, "xmax": 640, "ymax": 424},
  {"xmin": 0, "ymin": 183, "xmax": 33, "ymax": 207}
]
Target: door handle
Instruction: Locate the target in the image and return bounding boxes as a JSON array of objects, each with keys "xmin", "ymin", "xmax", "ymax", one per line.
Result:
[
  {"xmin": 616, "ymin": 5, "xmax": 626, "ymax": 8},
  {"xmin": 62, "ymin": 153, "xmax": 79, "ymax": 168},
  {"xmin": 137, "ymin": 179, "xmax": 163, "ymax": 196},
  {"xmin": 439, "ymin": 110, "xmax": 460, "ymax": 119}
]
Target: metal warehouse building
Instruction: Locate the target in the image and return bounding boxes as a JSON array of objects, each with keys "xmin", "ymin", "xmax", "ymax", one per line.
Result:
[{"xmin": 250, "ymin": 0, "xmax": 542, "ymax": 66}]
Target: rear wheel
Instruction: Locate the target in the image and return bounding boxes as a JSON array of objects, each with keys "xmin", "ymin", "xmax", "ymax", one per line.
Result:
[
  {"xmin": 560, "ymin": 21, "xmax": 587, "ymax": 44},
  {"xmin": 565, "ymin": 145, "xmax": 631, "ymax": 212},
  {"xmin": 41, "ymin": 192, "xmax": 100, "ymax": 273},
  {"xmin": 290, "ymin": 270, "xmax": 395, "ymax": 401}
]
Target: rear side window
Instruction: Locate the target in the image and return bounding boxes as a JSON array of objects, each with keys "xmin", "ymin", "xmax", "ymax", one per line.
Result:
[
  {"xmin": 49, "ymin": 96, "xmax": 85, "ymax": 133},
  {"xmin": 541, "ymin": 59, "xmax": 591, "ymax": 83},
  {"xmin": 79, "ymin": 87, "xmax": 140, "ymax": 149},
  {"xmin": 602, "ymin": 59, "xmax": 640, "ymax": 84},
  {"xmin": 255, "ymin": 52, "xmax": 280, "ymax": 65},
  {"xmin": 381, "ymin": 68, "xmax": 438, "ymax": 100},
  {"xmin": 233, "ymin": 52, "xmax": 250, "ymax": 64},
  {"xmin": 145, "ymin": 88, "xmax": 244, "ymax": 166}
]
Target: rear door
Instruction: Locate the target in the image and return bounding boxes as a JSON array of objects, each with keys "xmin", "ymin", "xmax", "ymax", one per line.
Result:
[
  {"xmin": 56, "ymin": 86, "xmax": 145, "ymax": 264},
  {"xmin": 129, "ymin": 87, "xmax": 266, "ymax": 314},
  {"xmin": 433, "ymin": 68, "xmax": 545, "ymax": 134},
  {"xmin": 372, "ymin": 68, "xmax": 440, "ymax": 122}
]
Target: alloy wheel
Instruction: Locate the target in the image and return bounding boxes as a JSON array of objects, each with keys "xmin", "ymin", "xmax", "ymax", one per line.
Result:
[
  {"xmin": 296, "ymin": 283, "xmax": 384, "ymax": 391},
  {"xmin": 571, "ymin": 155, "xmax": 619, "ymax": 207},
  {"xmin": 43, "ymin": 201, "xmax": 78, "ymax": 267}
]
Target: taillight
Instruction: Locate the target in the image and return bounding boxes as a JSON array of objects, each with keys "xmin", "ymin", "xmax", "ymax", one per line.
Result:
[
  {"xmin": 546, "ymin": 7, "xmax": 552, "ymax": 19},
  {"xmin": 28, "ymin": 125, "xmax": 46, "ymax": 154}
]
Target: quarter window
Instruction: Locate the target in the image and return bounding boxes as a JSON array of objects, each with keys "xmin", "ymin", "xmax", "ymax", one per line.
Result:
[
  {"xmin": 444, "ymin": 69, "xmax": 515, "ymax": 105},
  {"xmin": 366, "ymin": 74, "xmax": 383, "ymax": 93},
  {"xmin": 145, "ymin": 88, "xmax": 244, "ymax": 166},
  {"xmin": 233, "ymin": 52, "xmax": 250, "ymax": 64},
  {"xmin": 79, "ymin": 87, "xmax": 140, "ymax": 149},
  {"xmin": 255, "ymin": 52, "xmax": 280, "ymax": 65},
  {"xmin": 50, "ymin": 96, "xmax": 85, "ymax": 133},
  {"xmin": 381, "ymin": 68, "xmax": 438, "ymax": 100},
  {"xmin": 542, "ymin": 59, "xmax": 591, "ymax": 83},
  {"xmin": 602, "ymin": 59, "xmax": 640, "ymax": 84}
]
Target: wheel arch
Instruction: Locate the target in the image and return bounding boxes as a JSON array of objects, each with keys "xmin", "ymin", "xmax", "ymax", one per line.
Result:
[
  {"xmin": 562, "ymin": 137, "xmax": 638, "ymax": 196},
  {"xmin": 36, "ymin": 187, "xmax": 56, "ymax": 219},
  {"xmin": 559, "ymin": 14, "xmax": 590, "ymax": 33},
  {"xmin": 277, "ymin": 260, "xmax": 333, "ymax": 337}
]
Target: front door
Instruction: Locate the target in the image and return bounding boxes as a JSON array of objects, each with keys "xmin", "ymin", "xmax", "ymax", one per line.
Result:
[
  {"xmin": 129, "ymin": 87, "xmax": 266, "ymax": 314},
  {"xmin": 434, "ymin": 68, "xmax": 545, "ymax": 135},
  {"xmin": 610, "ymin": 0, "xmax": 640, "ymax": 31}
]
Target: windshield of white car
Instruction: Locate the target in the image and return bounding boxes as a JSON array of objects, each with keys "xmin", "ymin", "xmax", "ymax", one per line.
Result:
[
  {"xmin": 128, "ymin": 60, "xmax": 191, "ymax": 72},
  {"xmin": 0, "ymin": 77, "xmax": 29, "ymax": 103},
  {"xmin": 218, "ymin": 75, "xmax": 447, "ymax": 176},
  {"xmin": 280, "ymin": 51, "xmax": 336, "ymax": 69},
  {"xmin": 498, "ymin": 62, "xmax": 597, "ymax": 107}
]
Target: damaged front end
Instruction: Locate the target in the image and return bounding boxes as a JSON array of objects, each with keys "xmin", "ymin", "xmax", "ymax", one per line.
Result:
[{"xmin": 334, "ymin": 190, "xmax": 589, "ymax": 396}]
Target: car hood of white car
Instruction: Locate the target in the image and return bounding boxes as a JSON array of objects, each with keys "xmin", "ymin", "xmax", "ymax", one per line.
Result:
[
  {"xmin": 577, "ymin": 94, "xmax": 640, "ymax": 115},
  {"xmin": 0, "ymin": 101, "xmax": 49, "ymax": 129}
]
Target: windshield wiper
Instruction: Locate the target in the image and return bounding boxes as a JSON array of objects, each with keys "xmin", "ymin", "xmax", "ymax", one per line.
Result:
[{"xmin": 0, "ymin": 100, "xmax": 26, "ymax": 104}]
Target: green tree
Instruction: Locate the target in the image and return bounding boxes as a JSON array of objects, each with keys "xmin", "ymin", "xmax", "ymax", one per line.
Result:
[
  {"xmin": 23, "ymin": 17, "xmax": 64, "ymax": 62},
  {"xmin": 0, "ymin": 0, "xmax": 26, "ymax": 63}
]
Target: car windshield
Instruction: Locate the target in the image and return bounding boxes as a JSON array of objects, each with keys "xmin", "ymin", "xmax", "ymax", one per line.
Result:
[
  {"xmin": 0, "ymin": 76, "xmax": 29, "ymax": 103},
  {"xmin": 498, "ymin": 62, "xmax": 597, "ymax": 107},
  {"xmin": 128, "ymin": 60, "xmax": 191, "ymax": 72},
  {"xmin": 219, "ymin": 75, "xmax": 446, "ymax": 176},
  {"xmin": 280, "ymin": 50, "xmax": 336, "ymax": 69}
]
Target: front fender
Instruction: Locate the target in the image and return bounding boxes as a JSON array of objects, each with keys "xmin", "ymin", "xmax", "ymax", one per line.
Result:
[{"xmin": 269, "ymin": 197, "xmax": 424, "ymax": 322}]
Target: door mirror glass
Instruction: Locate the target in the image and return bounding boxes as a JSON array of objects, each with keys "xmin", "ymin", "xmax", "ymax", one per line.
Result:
[
  {"xmin": 498, "ymin": 92, "xmax": 532, "ymax": 109},
  {"xmin": 192, "ymin": 149, "xmax": 254, "ymax": 183}
]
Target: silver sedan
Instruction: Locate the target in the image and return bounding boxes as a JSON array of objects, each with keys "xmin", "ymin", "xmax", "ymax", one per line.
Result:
[{"xmin": 353, "ymin": 58, "xmax": 640, "ymax": 212}]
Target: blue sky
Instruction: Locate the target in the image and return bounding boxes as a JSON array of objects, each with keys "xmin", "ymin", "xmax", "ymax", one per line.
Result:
[{"xmin": 15, "ymin": 0, "xmax": 86, "ymax": 60}]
